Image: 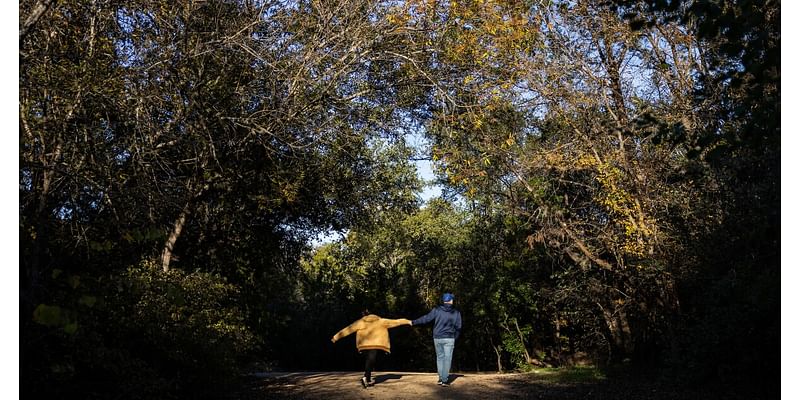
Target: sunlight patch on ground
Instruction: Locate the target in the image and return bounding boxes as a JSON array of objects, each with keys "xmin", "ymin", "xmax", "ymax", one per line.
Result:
[{"xmin": 530, "ymin": 366, "xmax": 606, "ymax": 383}]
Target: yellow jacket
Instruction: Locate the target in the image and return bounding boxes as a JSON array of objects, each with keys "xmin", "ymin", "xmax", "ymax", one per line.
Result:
[{"xmin": 332, "ymin": 314, "xmax": 411, "ymax": 353}]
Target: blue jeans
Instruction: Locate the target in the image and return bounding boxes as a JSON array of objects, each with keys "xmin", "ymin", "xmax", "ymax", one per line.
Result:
[{"xmin": 433, "ymin": 338, "xmax": 455, "ymax": 383}]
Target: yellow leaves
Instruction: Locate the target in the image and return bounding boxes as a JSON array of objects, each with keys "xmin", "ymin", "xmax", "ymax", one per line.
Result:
[
  {"xmin": 272, "ymin": 172, "xmax": 305, "ymax": 205},
  {"xmin": 436, "ymin": 0, "xmax": 538, "ymax": 75},
  {"xmin": 386, "ymin": 12, "xmax": 409, "ymax": 26},
  {"xmin": 575, "ymin": 154, "xmax": 596, "ymax": 168},
  {"xmin": 589, "ymin": 161, "xmax": 658, "ymax": 258},
  {"xmin": 545, "ymin": 151, "xmax": 563, "ymax": 166}
]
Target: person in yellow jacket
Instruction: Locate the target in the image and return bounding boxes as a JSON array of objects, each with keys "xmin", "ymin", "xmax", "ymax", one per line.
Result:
[{"xmin": 331, "ymin": 310, "xmax": 411, "ymax": 388}]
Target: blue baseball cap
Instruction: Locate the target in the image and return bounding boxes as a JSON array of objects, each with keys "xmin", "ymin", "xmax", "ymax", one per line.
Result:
[{"xmin": 442, "ymin": 293, "xmax": 454, "ymax": 302}]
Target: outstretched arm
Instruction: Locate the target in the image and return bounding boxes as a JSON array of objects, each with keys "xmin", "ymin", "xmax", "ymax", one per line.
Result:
[
  {"xmin": 411, "ymin": 309, "xmax": 437, "ymax": 326},
  {"xmin": 331, "ymin": 320, "xmax": 362, "ymax": 343},
  {"xmin": 383, "ymin": 318, "xmax": 412, "ymax": 328}
]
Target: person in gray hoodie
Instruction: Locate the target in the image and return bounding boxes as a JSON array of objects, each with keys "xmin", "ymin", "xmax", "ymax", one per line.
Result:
[{"xmin": 411, "ymin": 293, "xmax": 462, "ymax": 386}]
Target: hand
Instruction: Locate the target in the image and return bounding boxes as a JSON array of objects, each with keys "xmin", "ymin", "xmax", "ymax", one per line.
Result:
[{"xmin": 331, "ymin": 337, "xmax": 336, "ymax": 343}]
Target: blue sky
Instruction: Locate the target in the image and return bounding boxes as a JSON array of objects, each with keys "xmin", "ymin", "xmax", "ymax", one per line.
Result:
[
  {"xmin": 310, "ymin": 133, "xmax": 441, "ymax": 247},
  {"xmin": 405, "ymin": 131, "xmax": 442, "ymax": 202}
]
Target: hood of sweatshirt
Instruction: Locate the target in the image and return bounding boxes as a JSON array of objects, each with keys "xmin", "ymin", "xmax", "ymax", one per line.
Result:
[
  {"xmin": 438, "ymin": 304, "xmax": 457, "ymax": 313},
  {"xmin": 362, "ymin": 314, "xmax": 381, "ymax": 322}
]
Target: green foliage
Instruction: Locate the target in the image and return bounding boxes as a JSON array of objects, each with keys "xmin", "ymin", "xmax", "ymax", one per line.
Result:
[
  {"xmin": 25, "ymin": 260, "xmax": 258, "ymax": 400},
  {"xmin": 111, "ymin": 261, "xmax": 257, "ymax": 378},
  {"xmin": 21, "ymin": 0, "xmax": 426, "ymax": 394},
  {"xmin": 32, "ymin": 303, "xmax": 78, "ymax": 336},
  {"xmin": 501, "ymin": 323, "xmax": 535, "ymax": 371},
  {"xmin": 19, "ymin": 0, "xmax": 777, "ymax": 395}
]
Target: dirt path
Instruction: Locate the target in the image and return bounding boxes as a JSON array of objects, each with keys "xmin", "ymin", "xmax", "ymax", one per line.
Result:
[
  {"xmin": 238, "ymin": 369, "xmax": 774, "ymax": 400},
  {"xmin": 244, "ymin": 371, "xmax": 599, "ymax": 400}
]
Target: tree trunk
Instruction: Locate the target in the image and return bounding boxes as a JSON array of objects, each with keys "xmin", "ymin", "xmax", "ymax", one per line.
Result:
[
  {"xmin": 489, "ymin": 335, "xmax": 503, "ymax": 373},
  {"xmin": 512, "ymin": 319, "xmax": 534, "ymax": 365},
  {"xmin": 25, "ymin": 139, "xmax": 62, "ymax": 310},
  {"xmin": 29, "ymin": 169, "xmax": 53, "ymax": 284},
  {"xmin": 598, "ymin": 301, "xmax": 635, "ymax": 358},
  {"xmin": 160, "ymin": 179, "xmax": 206, "ymax": 272},
  {"xmin": 161, "ymin": 201, "xmax": 191, "ymax": 272},
  {"xmin": 20, "ymin": 0, "xmax": 57, "ymax": 41},
  {"xmin": 554, "ymin": 314, "xmax": 562, "ymax": 363}
]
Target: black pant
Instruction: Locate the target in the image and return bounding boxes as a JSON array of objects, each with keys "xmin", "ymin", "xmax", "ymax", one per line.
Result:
[{"xmin": 363, "ymin": 349, "xmax": 379, "ymax": 381}]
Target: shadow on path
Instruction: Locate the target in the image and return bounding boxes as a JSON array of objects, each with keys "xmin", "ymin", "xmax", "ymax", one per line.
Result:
[{"xmin": 372, "ymin": 373, "xmax": 403, "ymax": 384}]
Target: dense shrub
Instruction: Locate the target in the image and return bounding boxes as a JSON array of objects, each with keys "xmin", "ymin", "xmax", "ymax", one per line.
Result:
[
  {"xmin": 23, "ymin": 260, "xmax": 257, "ymax": 400},
  {"xmin": 107, "ymin": 261, "xmax": 258, "ymax": 396}
]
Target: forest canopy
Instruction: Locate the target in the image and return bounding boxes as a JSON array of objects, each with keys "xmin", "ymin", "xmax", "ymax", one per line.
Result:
[{"xmin": 20, "ymin": 0, "xmax": 778, "ymax": 399}]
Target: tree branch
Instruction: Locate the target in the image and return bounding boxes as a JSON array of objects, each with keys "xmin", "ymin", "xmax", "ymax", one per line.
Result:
[{"xmin": 20, "ymin": 0, "xmax": 57, "ymax": 42}]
